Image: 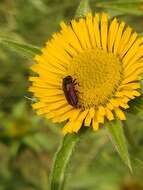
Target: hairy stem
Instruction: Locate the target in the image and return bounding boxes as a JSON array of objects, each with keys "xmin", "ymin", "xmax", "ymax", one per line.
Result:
[{"xmin": 50, "ymin": 133, "xmax": 80, "ymax": 190}]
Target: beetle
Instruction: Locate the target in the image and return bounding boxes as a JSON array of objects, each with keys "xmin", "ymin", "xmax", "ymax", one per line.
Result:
[{"xmin": 62, "ymin": 76, "xmax": 78, "ymax": 107}]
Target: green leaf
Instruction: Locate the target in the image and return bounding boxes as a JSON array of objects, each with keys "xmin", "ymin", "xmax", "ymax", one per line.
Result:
[
  {"xmin": 75, "ymin": 0, "xmax": 91, "ymax": 18},
  {"xmin": 50, "ymin": 133, "xmax": 79, "ymax": 190},
  {"xmin": 106, "ymin": 120, "xmax": 132, "ymax": 172},
  {"xmin": 96, "ymin": 0, "xmax": 143, "ymax": 4},
  {"xmin": 127, "ymin": 96, "xmax": 143, "ymax": 114},
  {"xmin": 96, "ymin": 1, "xmax": 143, "ymax": 16},
  {"xmin": 140, "ymin": 79, "xmax": 143, "ymax": 93},
  {"xmin": 0, "ymin": 38, "xmax": 41, "ymax": 57}
]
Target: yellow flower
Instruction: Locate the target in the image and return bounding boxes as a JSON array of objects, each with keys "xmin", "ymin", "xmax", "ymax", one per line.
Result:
[{"xmin": 29, "ymin": 13, "xmax": 143, "ymax": 135}]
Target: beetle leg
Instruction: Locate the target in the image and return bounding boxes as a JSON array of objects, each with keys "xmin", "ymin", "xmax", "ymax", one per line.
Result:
[
  {"xmin": 77, "ymin": 83, "xmax": 80, "ymax": 86},
  {"xmin": 73, "ymin": 79, "xmax": 81, "ymax": 86},
  {"xmin": 73, "ymin": 79, "xmax": 76, "ymax": 83}
]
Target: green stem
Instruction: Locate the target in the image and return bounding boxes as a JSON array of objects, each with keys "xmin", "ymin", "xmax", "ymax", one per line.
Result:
[{"xmin": 50, "ymin": 133, "xmax": 80, "ymax": 190}]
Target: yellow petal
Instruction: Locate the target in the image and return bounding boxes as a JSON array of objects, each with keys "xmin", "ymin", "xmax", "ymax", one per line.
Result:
[
  {"xmin": 114, "ymin": 108, "xmax": 126, "ymax": 120},
  {"xmin": 105, "ymin": 108, "xmax": 114, "ymax": 120},
  {"xmin": 117, "ymin": 26, "xmax": 132, "ymax": 55},
  {"xmin": 32, "ymin": 102, "xmax": 45, "ymax": 109},
  {"xmin": 122, "ymin": 74, "xmax": 139, "ymax": 84},
  {"xmin": 110, "ymin": 98, "xmax": 120, "ymax": 107},
  {"xmin": 79, "ymin": 18, "xmax": 91, "ymax": 48},
  {"xmin": 92, "ymin": 119, "xmax": 99, "ymax": 131},
  {"xmin": 39, "ymin": 51, "xmax": 67, "ymax": 71},
  {"xmin": 86, "ymin": 12, "xmax": 96, "ymax": 48},
  {"xmin": 114, "ymin": 21, "xmax": 125, "ymax": 54},
  {"xmin": 52, "ymin": 33, "xmax": 77, "ymax": 57},
  {"xmin": 125, "ymin": 67, "xmax": 143, "ymax": 80},
  {"xmin": 29, "ymin": 87, "xmax": 63, "ymax": 96},
  {"xmin": 29, "ymin": 76, "xmax": 61, "ymax": 86},
  {"xmin": 36, "ymin": 107, "xmax": 49, "ymax": 115},
  {"xmin": 77, "ymin": 110, "xmax": 89, "ymax": 122},
  {"xmin": 40, "ymin": 96, "xmax": 65, "ymax": 103},
  {"xmin": 71, "ymin": 19, "xmax": 87, "ymax": 49},
  {"xmin": 118, "ymin": 82, "xmax": 140, "ymax": 91},
  {"xmin": 108, "ymin": 18, "xmax": 118, "ymax": 52},
  {"xmin": 116, "ymin": 90, "xmax": 141, "ymax": 99},
  {"xmin": 47, "ymin": 100, "xmax": 68, "ymax": 110},
  {"xmin": 70, "ymin": 109, "xmax": 81, "ymax": 121},
  {"xmin": 84, "ymin": 107, "xmax": 95, "ymax": 126},
  {"xmin": 124, "ymin": 62, "xmax": 143, "ymax": 77},
  {"xmin": 63, "ymin": 121, "xmax": 74, "ymax": 135},
  {"xmin": 60, "ymin": 21, "xmax": 82, "ymax": 52},
  {"xmin": 120, "ymin": 32, "xmax": 137, "ymax": 58},
  {"xmin": 45, "ymin": 42, "xmax": 71, "ymax": 64},
  {"xmin": 52, "ymin": 109, "xmax": 75, "ymax": 122},
  {"xmin": 124, "ymin": 46, "xmax": 143, "ymax": 69},
  {"xmin": 98, "ymin": 105, "xmax": 106, "ymax": 115},
  {"xmin": 122, "ymin": 38, "xmax": 142, "ymax": 66},
  {"xmin": 97, "ymin": 111, "xmax": 104, "ymax": 123},
  {"xmin": 106, "ymin": 102, "xmax": 114, "ymax": 110},
  {"xmin": 119, "ymin": 103, "xmax": 129, "ymax": 109},
  {"xmin": 101, "ymin": 13, "xmax": 108, "ymax": 51},
  {"xmin": 73, "ymin": 110, "xmax": 89, "ymax": 132},
  {"xmin": 93, "ymin": 13, "xmax": 101, "ymax": 48}
]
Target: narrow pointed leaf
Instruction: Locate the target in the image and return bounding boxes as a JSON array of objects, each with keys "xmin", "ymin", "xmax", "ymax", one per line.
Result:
[
  {"xmin": 0, "ymin": 38, "xmax": 41, "ymax": 57},
  {"xmin": 50, "ymin": 133, "xmax": 79, "ymax": 190},
  {"xmin": 106, "ymin": 120, "xmax": 132, "ymax": 172},
  {"xmin": 128, "ymin": 96, "xmax": 143, "ymax": 114},
  {"xmin": 96, "ymin": 0, "xmax": 143, "ymax": 5},
  {"xmin": 75, "ymin": 0, "xmax": 91, "ymax": 18},
  {"xmin": 96, "ymin": 1, "xmax": 143, "ymax": 16}
]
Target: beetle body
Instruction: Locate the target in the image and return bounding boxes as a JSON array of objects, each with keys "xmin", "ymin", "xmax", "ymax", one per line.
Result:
[{"xmin": 63, "ymin": 76, "xmax": 78, "ymax": 107}]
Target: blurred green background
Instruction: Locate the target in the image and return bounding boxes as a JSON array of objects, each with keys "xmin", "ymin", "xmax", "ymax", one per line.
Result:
[{"xmin": 1, "ymin": 0, "xmax": 143, "ymax": 189}]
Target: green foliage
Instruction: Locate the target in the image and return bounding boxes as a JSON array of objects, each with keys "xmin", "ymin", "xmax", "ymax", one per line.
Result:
[
  {"xmin": 75, "ymin": 0, "xmax": 91, "ymax": 18},
  {"xmin": 95, "ymin": 0, "xmax": 143, "ymax": 16},
  {"xmin": 106, "ymin": 120, "xmax": 132, "ymax": 172},
  {"xmin": 0, "ymin": 38, "xmax": 41, "ymax": 57},
  {"xmin": 51, "ymin": 133, "xmax": 79, "ymax": 190},
  {"xmin": 0, "ymin": 0, "xmax": 143, "ymax": 190}
]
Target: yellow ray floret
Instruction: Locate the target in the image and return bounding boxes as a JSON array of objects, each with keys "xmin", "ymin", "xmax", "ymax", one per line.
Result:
[{"xmin": 29, "ymin": 12, "xmax": 143, "ymax": 135}]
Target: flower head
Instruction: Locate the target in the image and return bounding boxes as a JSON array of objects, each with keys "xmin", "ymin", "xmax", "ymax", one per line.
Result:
[{"xmin": 29, "ymin": 13, "xmax": 143, "ymax": 134}]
